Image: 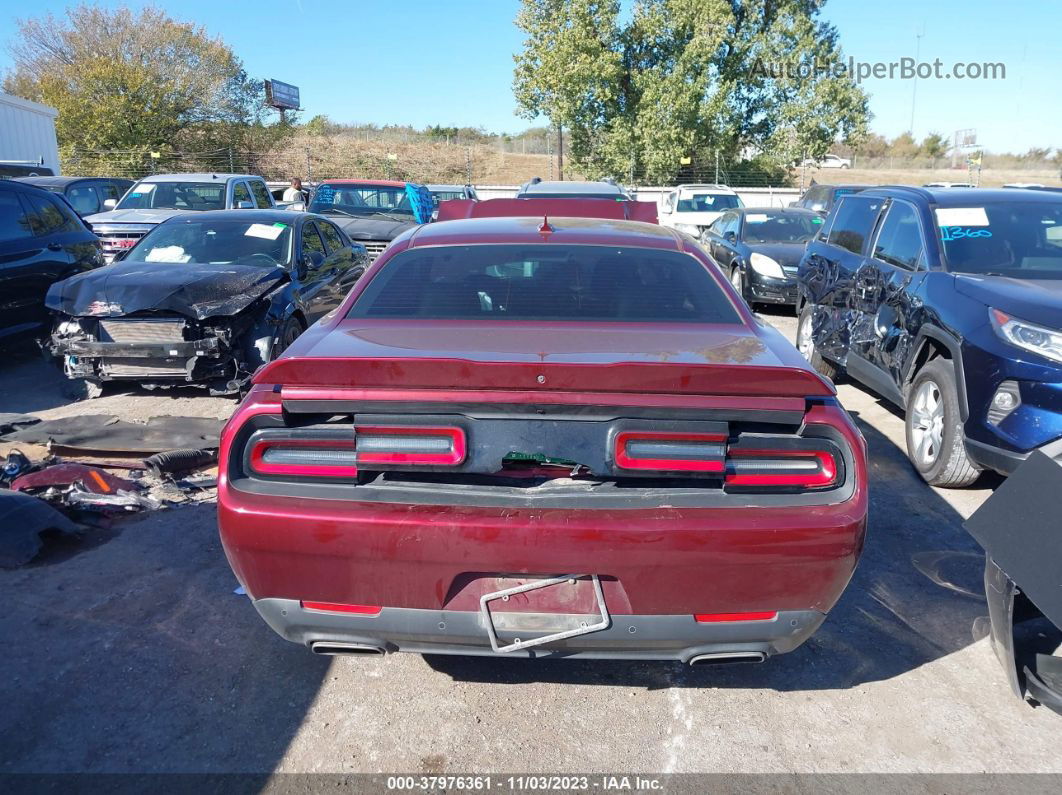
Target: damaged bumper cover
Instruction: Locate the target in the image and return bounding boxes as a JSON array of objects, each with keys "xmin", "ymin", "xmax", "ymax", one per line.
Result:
[
  {"xmin": 48, "ymin": 314, "xmax": 254, "ymax": 389},
  {"xmin": 55, "ymin": 337, "xmax": 221, "ymax": 358}
]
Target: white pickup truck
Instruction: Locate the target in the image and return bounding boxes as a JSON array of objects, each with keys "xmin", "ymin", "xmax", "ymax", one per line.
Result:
[
  {"xmin": 657, "ymin": 184, "xmax": 744, "ymax": 237},
  {"xmin": 84, "ymin": 172, "xmax": 275, "ymax": 261}
]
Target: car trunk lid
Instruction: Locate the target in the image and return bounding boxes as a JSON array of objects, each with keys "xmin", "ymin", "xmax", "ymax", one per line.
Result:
[{"xmin": 255, "ymin": 321, "xmax": 833, "ymax": 399}]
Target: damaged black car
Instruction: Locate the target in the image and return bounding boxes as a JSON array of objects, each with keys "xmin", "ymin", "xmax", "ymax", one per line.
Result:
[{"xmin": 45, "ymin": 210, "xmax": 368, "ymax": 396}]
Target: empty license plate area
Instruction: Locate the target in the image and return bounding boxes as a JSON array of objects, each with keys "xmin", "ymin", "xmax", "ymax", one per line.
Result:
[{"xmin": 479, "ymin": 574, "xmax": 611, "ymax": 653}]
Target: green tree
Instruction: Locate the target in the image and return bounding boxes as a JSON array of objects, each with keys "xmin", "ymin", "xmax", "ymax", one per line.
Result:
[
  {"xmin": 888, "ymin": 132, "xmax": 920, "ymax": 159},
  {"xmin": 920, "ymin": 132, "xmax": 948, "ymax": 160},
  {"xmin": 513, "ymin": 0, "xmax": 869, "ymax": 182},
  {"xmin": 305, "ymin": 115, "xmax": 335, "ymax": 137},
  {"xmin": 3, "ymin": 5, "xmax": 266, "ymax": 155}
]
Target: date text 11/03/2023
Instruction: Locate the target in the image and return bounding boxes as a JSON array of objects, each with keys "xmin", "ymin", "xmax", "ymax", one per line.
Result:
[{"xmin": 385, "ymin": 775, "xmax": 665, "ymax": 791}]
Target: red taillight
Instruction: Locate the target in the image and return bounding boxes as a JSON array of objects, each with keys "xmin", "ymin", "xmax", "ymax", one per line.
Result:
[
  {"xmin": 354, "ymin": 425, "xmax": 465, "ymax": 466},
  {"xmin": 247, "ymin": 425, "xmax": 466, "ymax": 478},
  {"xmin": 301, "ymin": 601, "xmax": 382, "ymax": 616},
  {"xmin": 694, "ymin": 611, "xmax": 778, "ymax": 623},
  {"xmin": 614, "ymin": 430, "xmax": 727, "ymax": 473},
  {"xmin": 725, "ymin": 449, "xmax": 837, "ymax": 489},
  {"xmin": 249, "ymin": 437, "xmax": 357, "ymax": 477}
]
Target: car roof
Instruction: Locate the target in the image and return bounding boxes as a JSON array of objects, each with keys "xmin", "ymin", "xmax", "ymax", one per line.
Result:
[
  {"xmin": 409, "ymin": 215, "xmax": 682, "ymax": 250},
  {"xmin": 861, "ymin": 186, "xmax": 1062, "ymax": 206},
  {"xmin": 426, "ymin": 184, "xmax": 468, "ymax": 191},
  {"xmin": 0, "ymin": 179, "xmax": 50, "ymax": 193},
  {"xmin": 674, "ymin": 184, "xmax": 735, "ymax": 192},
  {"xmin": 518, "ymin": 180, "xmax": 626, "ymax": 197},
  {"xmin": 14, "ymin": 176, "xmax": 120, "ymax": 187},
  {"xmin": 135, "ymin": 173, "xmax": 260, "ymax": 183},
  {"xmin": 318, "ymin": 179, "xmax": 408, "ymax": 187},
  {"xmin": 737, "ymin": 206, "xmax": 819, "ymax": 215},
  {"xmin": 160, "ymin": 209, "xmax": 312, "ymax": 223}
]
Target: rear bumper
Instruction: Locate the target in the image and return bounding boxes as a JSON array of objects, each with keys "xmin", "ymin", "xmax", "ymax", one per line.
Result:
[
  {"xmin": 253, "ymin": 597, "xmax": 826, "ymax": 661},
  {"xmin": 219, "ymin": 489, "xmax": 866, "ymax": 630}
]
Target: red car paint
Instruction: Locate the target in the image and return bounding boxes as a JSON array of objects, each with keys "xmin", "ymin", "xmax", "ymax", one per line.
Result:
[{"xmin": 218, "ymin": 214, "xmax": 868, "ymax": 661}]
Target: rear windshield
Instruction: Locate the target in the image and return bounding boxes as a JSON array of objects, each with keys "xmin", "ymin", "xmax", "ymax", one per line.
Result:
[
  {"xmin": 348, "ymin": 244, "xmax": 740, "ymax": 323},
  {"xmin": 936, "ymin": 201, "xmax": 1062, "ymax": 279}
]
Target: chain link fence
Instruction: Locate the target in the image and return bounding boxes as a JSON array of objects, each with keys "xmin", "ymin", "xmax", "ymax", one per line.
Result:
[{"xmin": 60, "ymin": 141, "xmax": 1061, "ymax": 191}]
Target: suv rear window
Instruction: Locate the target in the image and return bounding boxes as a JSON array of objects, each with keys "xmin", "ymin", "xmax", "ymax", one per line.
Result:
[
  {"xmin": 827, "ymin": 196, "xmax": 884, "ymax": 255},
  {"xmin": 348, "ymin": 244, "xmax": 740, "ymax": 323}
]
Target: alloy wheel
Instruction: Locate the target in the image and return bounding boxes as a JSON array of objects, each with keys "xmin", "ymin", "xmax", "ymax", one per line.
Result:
[
  {"xmin": 797, "ymin": 311, "xmax": 815, "ymax": 361},
  {"xmin": 910, "ymin": 380, "xmax": 945, "ymax": 466}
]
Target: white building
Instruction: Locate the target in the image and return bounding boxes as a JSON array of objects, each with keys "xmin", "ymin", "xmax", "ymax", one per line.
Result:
[{"xmin": 0, "ymin": 93, "xmax": 60, "ymax": 175}]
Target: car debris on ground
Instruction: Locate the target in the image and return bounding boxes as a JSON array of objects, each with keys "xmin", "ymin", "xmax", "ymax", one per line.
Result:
[{"xmin": 0, "ymin": 413, "xmax": 224, "ymax": 565}]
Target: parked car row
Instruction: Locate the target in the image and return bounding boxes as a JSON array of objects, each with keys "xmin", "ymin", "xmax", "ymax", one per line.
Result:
[{"xmin": 4, "ymin": 173, "xmax": 1061, "ymax": 492}]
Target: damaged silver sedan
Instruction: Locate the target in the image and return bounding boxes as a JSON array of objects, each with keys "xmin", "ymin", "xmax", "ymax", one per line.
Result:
[{"xmin": 45, "ymin": 210, "xmax": 368, "ymax": 396}]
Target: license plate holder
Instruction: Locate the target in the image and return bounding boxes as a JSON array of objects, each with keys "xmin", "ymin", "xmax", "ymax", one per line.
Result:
[{"xmin": 479, "ymin": 574, "xmax": 610, "ymax": 653}]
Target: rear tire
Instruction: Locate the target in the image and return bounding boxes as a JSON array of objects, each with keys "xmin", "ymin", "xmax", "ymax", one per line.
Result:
[
  {"xmin": 905, "ymin": 358, "xmax": 981, "ymax": 487},
  {"xmin": 796, "ymin": 304, "xmax": 839, "ymax": 381}
]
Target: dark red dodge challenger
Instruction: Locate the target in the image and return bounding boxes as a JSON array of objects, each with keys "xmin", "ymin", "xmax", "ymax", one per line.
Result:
[{"xmin": 218, "ymin": 207, "xmax": 868, "ymax": 664}]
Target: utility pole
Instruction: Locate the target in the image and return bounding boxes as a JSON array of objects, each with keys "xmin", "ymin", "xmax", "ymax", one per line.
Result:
[
  {"xmin": 557, "ymin": 124, "xmax": 564, "ymax": 181},
  {"xmin": 909, "ymin": 25, "xmax": 924, "ymax": 134},
  {"xmin": 547, "ymin": 129, "xmax": 553, "ymax": 180}
]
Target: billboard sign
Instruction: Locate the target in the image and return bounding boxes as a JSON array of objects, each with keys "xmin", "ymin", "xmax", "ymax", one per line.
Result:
[{"xmin": 265, "ymin": 80, "xmax": 300, "ymax": 111}]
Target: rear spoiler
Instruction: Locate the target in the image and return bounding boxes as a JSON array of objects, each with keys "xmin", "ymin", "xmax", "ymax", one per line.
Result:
[
  {"xmin": 437, "ymin": 198, "xmax": 658, "ymax": 224},
  {"xmin": 254, "ymin": 357, "xmax": 834, "ymax": 398}
]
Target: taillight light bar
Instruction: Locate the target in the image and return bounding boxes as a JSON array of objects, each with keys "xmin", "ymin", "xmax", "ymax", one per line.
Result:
[
  {"xmin": 725, "ymin": 449, "xmax": 838, "ymax": 489},
  {"xmin": 250, "ymin": 437, "xmax": 358, "ymax": 477},
  {"xmin": 614, "ymin": 430, "xmax": 727, "ymax": 473},
  {"xmin": 354, "ymin": 425, "xmax": 465, "ymax": 466},
  {"xmin": 247, "ymin": 426, "xmax": 466, "ymax": 478}
]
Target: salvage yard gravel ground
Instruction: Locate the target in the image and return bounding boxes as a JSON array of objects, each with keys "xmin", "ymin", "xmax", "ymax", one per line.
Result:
[{"xmin": 0, "ymin": 311, "xmax": 1060, "ymax": 774}]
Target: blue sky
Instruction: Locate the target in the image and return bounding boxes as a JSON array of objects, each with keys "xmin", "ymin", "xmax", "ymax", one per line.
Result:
[{"xmin": 0, "ymin": 0, "xmax": 1056, "ymax": 152}]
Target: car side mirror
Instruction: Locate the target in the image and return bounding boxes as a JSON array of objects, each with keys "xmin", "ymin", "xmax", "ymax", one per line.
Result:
[
  {"xmin": 102, "ymin": 198, "xmax": 117, "ymax": 210},
  {"xmin": 724, "ymin": 231, "xmax": 737, "ymax": 243},
  {"xmin": 300, "ymin": 250, "xmax": 324, "ymax": 274},
  {"xmin": 236, "ymin": 200, "xmax": 254, "ymax": 209}
]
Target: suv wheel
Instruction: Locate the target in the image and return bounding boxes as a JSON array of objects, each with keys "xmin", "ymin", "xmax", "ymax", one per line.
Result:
[
  {"xmin": 796, "ymin": 304, "xmax": 839, "ymax": 381},
  {"xmin": 905, "ymin": 358, "xmax": 981, "ymax": 487}
]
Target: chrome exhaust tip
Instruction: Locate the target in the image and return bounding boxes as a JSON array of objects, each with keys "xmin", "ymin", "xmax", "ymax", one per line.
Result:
[
  {"xmin": 688, "ymin": 651, "xmax": 767, "ymax": 666},
  {"xmin": 310, "ymin": 641, "xmax": 386, "ymax": 656}
]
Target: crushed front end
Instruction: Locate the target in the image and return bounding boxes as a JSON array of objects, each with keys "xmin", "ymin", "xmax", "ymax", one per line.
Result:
[{"xmin": 49, "ymin": 310, "xmax": 262, "ymax": 394}]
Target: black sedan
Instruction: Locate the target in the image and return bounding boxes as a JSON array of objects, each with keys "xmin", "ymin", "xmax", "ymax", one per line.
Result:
[
  {"xmin": 700, "ymin": 207, "xmax": 824, "ymax": 313},
  {"xmin": 45, "ymin": 210, "xmax": 369, "ymax": 396}
]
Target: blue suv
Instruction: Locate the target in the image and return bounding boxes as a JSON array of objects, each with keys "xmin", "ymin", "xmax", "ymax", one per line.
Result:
[{"xmin": 795, "ymin": 186, "xmax": 1062, "ymax": 487}]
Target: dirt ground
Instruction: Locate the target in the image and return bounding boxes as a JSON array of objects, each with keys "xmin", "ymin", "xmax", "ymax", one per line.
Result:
[{"xmin": 1, "ymin": 309, "xmax": 1060, "ymax": 776}]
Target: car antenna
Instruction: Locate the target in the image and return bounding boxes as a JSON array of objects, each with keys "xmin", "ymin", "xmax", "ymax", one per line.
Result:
[{"xmin": 539, "ymin": 216, "xmax": 553, "ymax": 236}]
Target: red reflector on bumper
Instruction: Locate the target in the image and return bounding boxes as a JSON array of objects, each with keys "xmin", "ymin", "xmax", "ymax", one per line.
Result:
[
  {"xmin": 301, "ymin": 601, "xmax": 382, "ymax": 615},
  {"xmin": 694, "ymin": 611, "xmax": 778, "ymax": 623}
]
